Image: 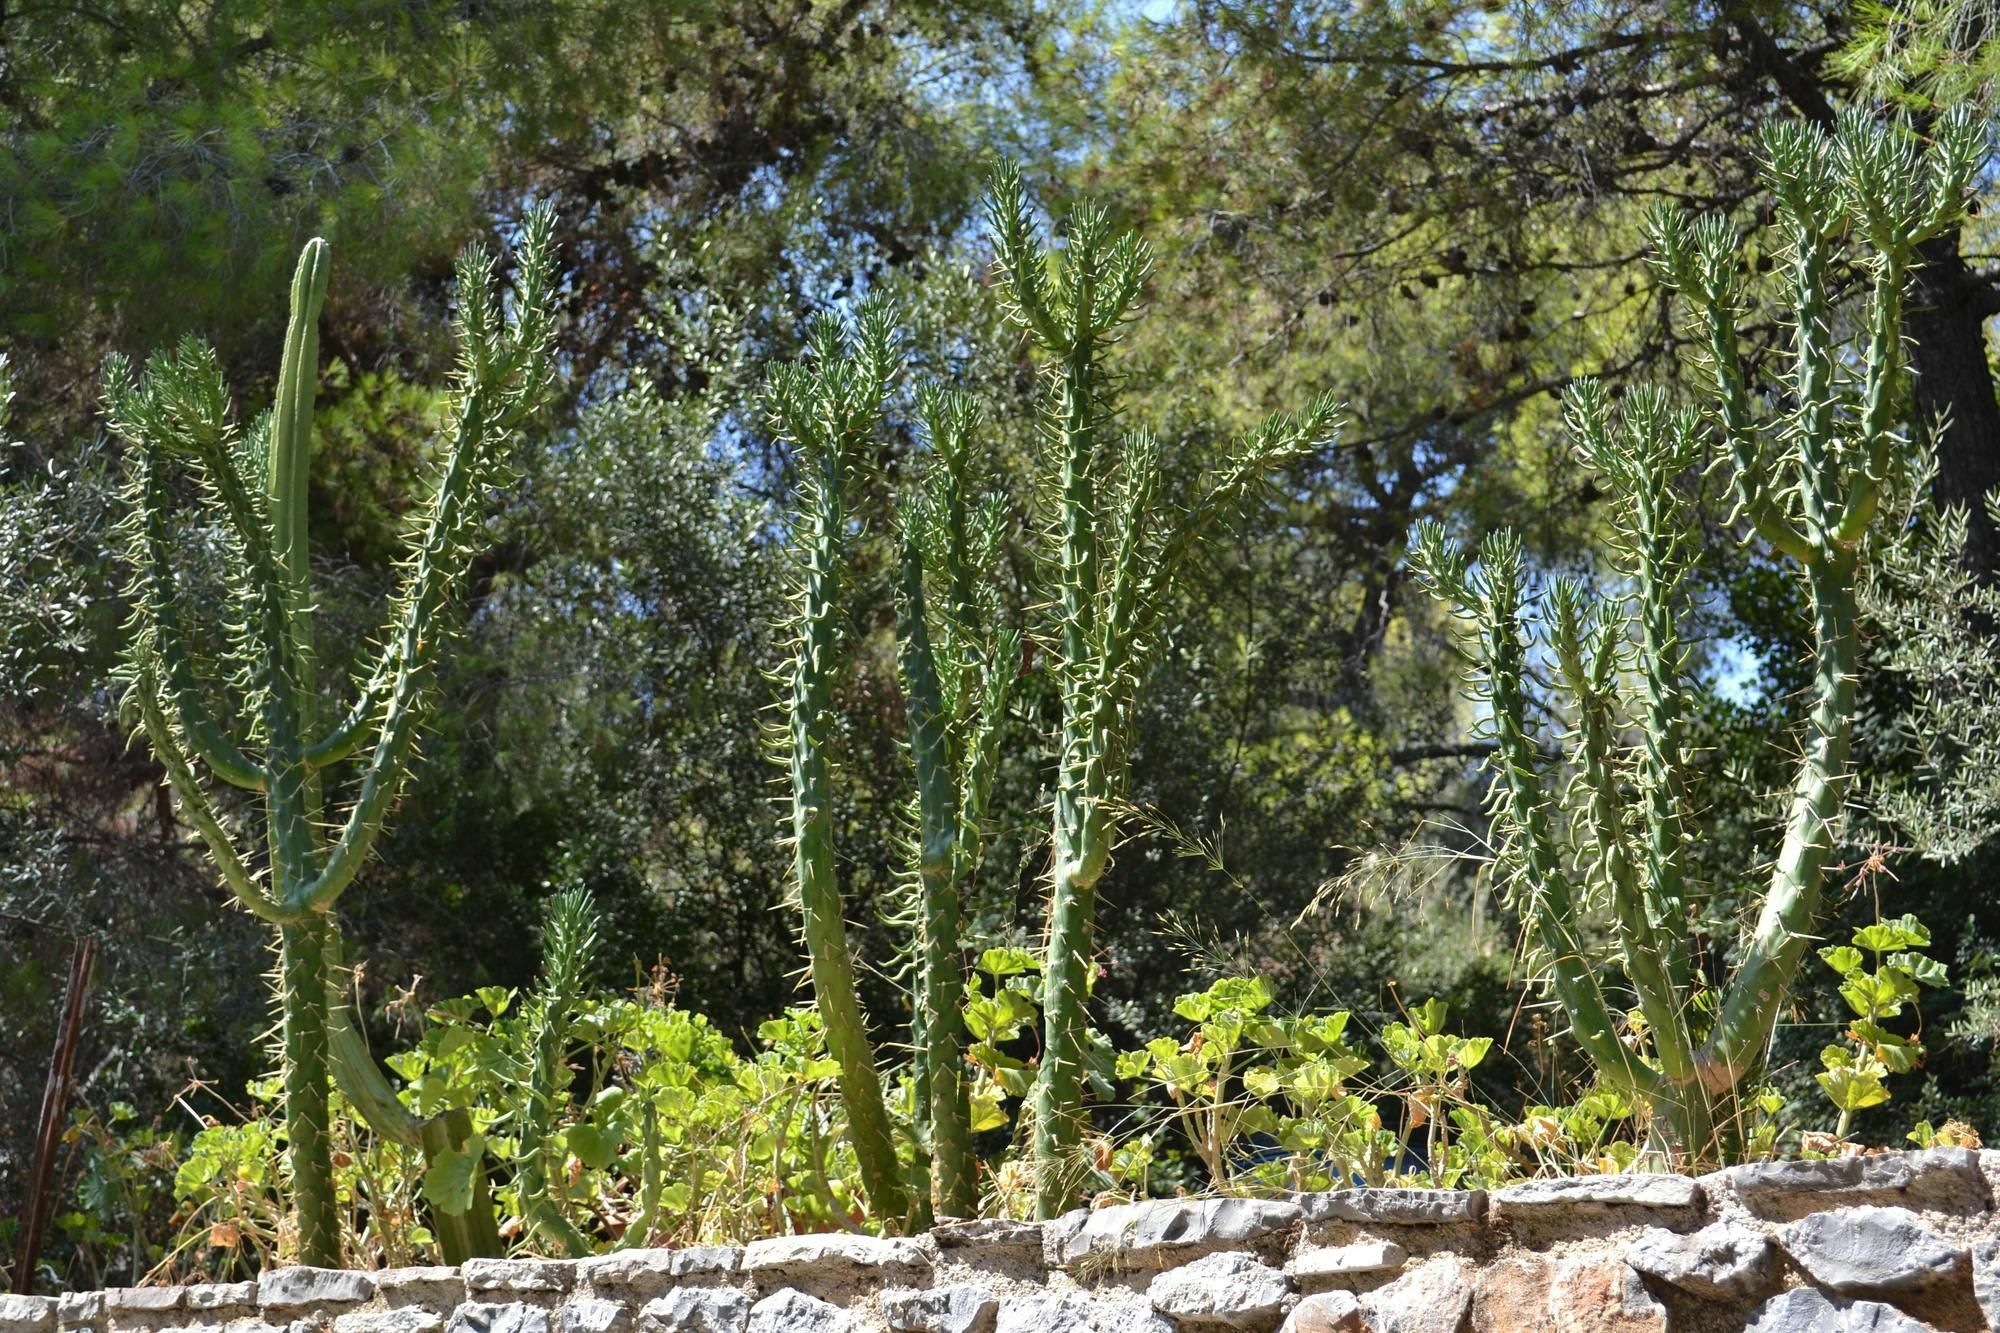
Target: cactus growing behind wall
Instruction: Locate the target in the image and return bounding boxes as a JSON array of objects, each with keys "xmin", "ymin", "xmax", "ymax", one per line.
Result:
[
  {"xmin": 895, "ymin": 384, "xmax": 1018, "ymax": 1222},
  {"xmin": 107, "ymin": 210, "xmax": 557, "ymax": 1263},
  {"xmin": 1410, "ymin": 113, "xmax": 1979, "ymax": 1164},
  {"xmin": 984, "ymin": 165, "xmax": 1342, "ymax": 1215},
  {"xmin": 765, "ymin": 297, "xmax": 911, "ymax": 1225}
]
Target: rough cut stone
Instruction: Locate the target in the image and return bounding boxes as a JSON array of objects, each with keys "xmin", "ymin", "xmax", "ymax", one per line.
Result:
[
  {"xmin": 741, "ymin": 1234, "xmax": 929, "ymax": 1282},
  {"xmin": 746, "ymin": 1291, "xmax": 847, "ymax": 1333},
  {"xmin": 931, "ymin": 1219, "xmax": 1043, "ymax": 1249},
  {"xmin": 1060, "ymin": 1198, "xmax": 1301, "ymax": 1265},
  {"xmin": 579, "ymin": 1251, "xmax": 738, "ymax": 1297},
  {"xmin": 183, "ymin": 1289, "xmax": 254, "ymax": 1315},
  {"xmin": 1147, "ymin": 1252, "xmax": 1292, "ymax": 1329},
  {"xmin": 0, "ymin": 1297, "xmax": 56, "ymax": 1333},
  {"xmin": 102, "ymin": 1291, "xmax": 182, "ymax": 1314},
  {"xmin": 259, "ymin": 1270, "xmax": 375, "ymax": 1310},
  {"xmin": 879, "ymin": 1285, "xmax": 999, "ymax": 1333},
  {"xmin": 461, "ymin": 1263, "xmax": 573, "ymax": 1296},
  {"xmin": 993, "ymin": 1296, "xmax": 1095, "ymax": 1333},
  {"xmin": 1743, "ymin": 1289, "xmax": 1931, "ymax": 1332},
  {"xmin": 1974, "ymin": 1237, "xmax": 2000, "ymax": 1330},
  {"xmin": 1285, "ymin": 1240, "xmax": 1408, "ymax": 1284},
  {"xmin": 1624, "ymin": 1222, "xmax": 1778, "ymax": 1301},
  {"xmin": 446, "ymin": 1305, "xmax": 551, "ymax": 1333},
  {"xmin": 636, "ymin": 1290, "xmax": 749, "ymax": 1333},
  {"xmin": 1548, "ymin": 1258, "xmax": 1666, "ymax": 1332},
  {"xmin": 57, "ymin": 1294, "xmax": 102, "ymax": 1327},
  {"xmin": 374, "ymin": 1271, "xmax": 467, "ymax": 1306},
  {"xmin": 1728, "ymin": 1148, "xmax": 1986, "ymax": 1208},
  {"xmin": 1470, "ymin": 1256, "xmax": 1552, "ymax": 1333},
  {"xmin": 1295, "ymin": 1189, "xmax": 1485, "ymax": 1226},
  {"xmin": 556, "ymin": 1300, "xmax": 625, "ymax": 1333},
  {"xmin": 1779, "ymin": 1205, "xmax": 1966, "ymax": 1294},
  {"xmin": 1275, "ymin": 1294, "xmax": 1364, "ymax": 1333},
  {"xmin": 1493, "ymin": 1174, "xmax": 1701, "ymax": 1212},
  {"xmin": 1363, "ymin": 1257, "xmax": 1473, "ymax": 1333},
  {"xmin": 334, "ymin": 1311, "xmax": 445, "ymax": 1333}
]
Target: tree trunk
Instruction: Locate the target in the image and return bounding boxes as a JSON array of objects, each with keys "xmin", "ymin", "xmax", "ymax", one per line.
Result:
[{"xmin": 1908, "ymin": 231, "xmax": 2000, "ymax": 574}]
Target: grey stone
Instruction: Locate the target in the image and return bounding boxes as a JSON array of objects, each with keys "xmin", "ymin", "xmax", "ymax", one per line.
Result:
[
  {"xmin": 1060, "ymin": 1198, "xmax": 1301, "ymax": 1265},
  {"xmin": 1492, "ymin": 1173, "xmax": 1701, "ymax": 1212},
  {"xmin": 746, "ymin": 1292, "xmax": 846, "ymax": 1333},
  {"xmin": 581, "ymin": 1249, "xmax": 740, "ymax": 1296},
  {"xmin": 1624, "ymin": 1222, "xmax": 1777, "ymax": 1301},
  {"xmin": 636, "ymin": 1291, "xmax": 749, "ymax": 1333},
  {"xmin": 373, "ymin": 1270, "xmax": 466, "ymax": 1306},
  {"xmin": 1779, "ymin": 1205, "xmax": 1965, "ymax": 1295},
  {"xmin": 1362, "ymin": 1258, "xmax": 1472, "ymax": 1333},
  {"xmin": 1974, "ymin": 1237, "xmax": 2000, "ymax": 1330},
  {"xmin": 447, "ymin": 1305, "xmax": 551, "ymax": 1333},
  {"xmin": 0, "ymin": 1297, "xmax": 57, "ymax": 1333},
  {"xmin": 1294, "ymin": 1189, "xmax": 1485, "ymax": 1226},
  {"xmin": 1276, "ymin": 1293, "xmax": 1364, "ymax": 1333},
  {"xmin": 1743, "ymin": 1288, "xmax": 1931, "ymax": 1332},
  {"xmin": 1040, "ymin": 1211, "xmax": 1091, "ymax": 1269},
  {"xmin": 103, "ymin": 1292, "xmax": 182, "ymax": 1315},
  {"xmin": 742, "ymin": 1234, "xmax": 929, "ymax": 1282},
  {"xmin": 1284, "ymin": 1240, "xmax": 1407, "ymax": 1284},
  {"xmin": 182, "ymin": 1290, "xmax": 254, "ymax": 1316},
  {"xmin": 931, "ymin": 1219, "xmax": 1043, "ymax": 1249},
  {"xmin": 58, "ymin": 1294, "xmax": 103, "ymax": 1327},
  {"xmin": 462, "ymin": 1262, "xmax": 574, "ymax": 1296},
  {"xmin": 1089, "ymin": 1301, "xmax": 1176, "ymax": 1333},
  {"xmin": 556, "ymin": 1300, "xmax": 625, "ymax": 1333},
  {"xmin": 1727, "ymin": 1148, "xmax": 1986, "ymax": 1207},
  {"xmin": 259, "ymin": 1270, "xmax": 375, "ymax": 1311},
  {"xmin": 1147, "ymin": 1252, "xmax": 1292, "ymax": 1329},
  {"xmin": 334, "ymin": 1312, "xmax": 445, "ymax": 1333},
  {"xmin": 993, "ymin": 1296, "xmax": 1094, "ymax": 1333},
  {"xmin": 879, "ymin": 1285, "xmax": 999, "ymax": 1333}
]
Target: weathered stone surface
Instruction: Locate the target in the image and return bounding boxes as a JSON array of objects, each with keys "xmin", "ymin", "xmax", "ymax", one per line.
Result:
[
  {"xmin": 1364, "ymin": 1257, "xmax": 1473, "ymax": 1333},
  {"xmin": 579, "ymin": 1251, "xmax": 739, "ymax": 1297},
  {"xmin": 1493, "ymin": 1174, "xmax": 1701, "ymax": 1212},
  {"xmin": 182, "ymin": 1289, "xmax": 254, "ymax": 1315},
  {"xmin": 1147, "ymin": 1252, "xmax": 1292, "ymax": 1329},
  {"xmin": 1548, "ymin": 1258, "xmax": 1666, "ymax": 1332},
  {"xmin": 1060, "ymin": 1198, "xmax": 1301, "ymax": 1265},
  {"xmin": 1973, "ymin": 1237, "xmax": 2000, "ymax": 1330},
  {"xmin": 556, "ymin": 1300, "xmax": 624, "ymax": 1333},
  {"xmin": 446, "ymin": 1305, "xmax": 551, "ymax": 1333},
  {"xmin": 742, "ymin": 1234, "xmax": 929, "ymax": 1282},
  {"xmin": 931, "ymin": 1219, "xmax": 1043, "ymax": 1249},
  {"xmin": 1295, "ymin": 1189, "xmax": 1484, "ymax": 1226},
  {"xmin": 1275, "ymin": 1294, "xmax": 1364, "ymax": 1333},
  {"xmin": 879, "ymin": 1285, "xmax": 998, "ymax": 1333},
  {"xmin": 1779, "ymin": 1205, "xmax": 1965, "ymax": 1294},
  {"xmin": 1728, "ymin": 1148, "xmax": 1986, "ymax": 1208},
  {"xmin": 259, "ymin": 1270, "xmax": 375, "ymax": 1311},
  {"xmin": 374, "ymin": 1271, "xmax": 467, "ymax": 1306},
  {"xmin": 461, "ymin": 1263, "xmax": 573, "ymax": 1296},
  {"xmin": 636, "ymin": 1291, "xmax": 749, "ymax": 1333},
  {"xmin": 102, "ymin": 1291, "xmax": 182, "ymax": 1315},
  {"xmin": 1624, "ymin": 1222, "xmax": 1778, "ymax": 1301},
  {"xmin": 993, "ymin": 1296, "xmax": 1094, "ymax": 1333},
  {"xmin": 0, "ymin": 1296, "xmax": 57, "ymax": 1333},
  {"xmin": 334, "ymin": 1310, "xmax": 446, "ymax": 1333},
  {"xmin": 1742, "ymin": 1288, "xmax": 1932, "ymax": 1332},
  {"xmin": 1471, "ymin": 1256, "xmax": 1552, "ymax": 1333},
  {"xmin": 58, "ymin": 1293, "xmax": 102, "ymax": 1327},
  {"xmin": 1285, "ymin": 1240, "xmax": 1408, "ymax": 1284},
  {"xmin": 746, "ymin": 1292, "xmax": 846, "ymax": 1333}
]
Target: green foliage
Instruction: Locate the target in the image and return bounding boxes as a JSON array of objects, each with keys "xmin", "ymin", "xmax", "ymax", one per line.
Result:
[{"xmin": 1816, "ymin": 913, "xmax": 1948, "ymax": 1135}]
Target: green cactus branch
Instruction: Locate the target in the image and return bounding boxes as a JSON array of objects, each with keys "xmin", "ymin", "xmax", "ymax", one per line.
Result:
[
  {"xmin": 111, "ymin": 209, "xmax": 558, "ymax": 1263},
  {"xmin": 1412, "ymin": 112, "xmax": 1981, "ymax": 1164}
]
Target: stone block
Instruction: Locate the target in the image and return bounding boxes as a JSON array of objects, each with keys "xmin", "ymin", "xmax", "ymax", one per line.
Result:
[
  {"xmin": 555, "ymin": 1300, "xmax": 625, "ymax": 1333},
  {"xmin": 1285, "ymin": 1240, "xmax": 1407, "ymax": 1285},
  {"xmin": 1363, "ymin": 1257, "xmax": 1472, "ymax": 1333},
  {"xmin": 746, "ymin": 1292, "xmax": 846, "ymax": 1333},
  {"xmin": 373, "ymin": 1270, "xmax": 466, "ymax": 1307},
  {"xmin": 1779, "ymin": 1205, "xmax": 1966, "ymax": 1295},
  {"xmin": 259, "ymin": 1270, "xmax": 375, "ymax": 1311},
  {"xmin": 1743, "ymin": 1288, "xmax": 1931, "ymax": 1332},
  {"xmin": 1060, "ymin": 1198, "xmax": 1301, "ymax": 1266},
  {"xmin": 636, "ymin": 1290, "xmax": 749, "ymax": 1333},
  {"xmin": 1148, "ymin": 1252, "xmax": 1291, "ymax": 1330},
  {"xmin": 1294, "ymin": 1189, "xmax": 1485, "ymax": 1226},
  {"xmin": 1974, "ymin": 1237, "xmax": 2000, "ymax": 1331},
  {"xmin": 1471, "ymin": 1256, "xmax": 1552, "ymax": 1333},
  {"xmin": 57, "ymin": 1294, "xmax": 102, "ymax": 1329},
  {"xmin": 334, "ymin": 1311, "xmax": 445, "ymax": 1333},
  {"xmin": 446, "ymin": 1305, "xmax": 551, "ymax": 1333},
  {"xmin": 1492, "ymin": 1174, "xmax": 1700, "ymax": 1213},
  {"xmin": 181, "ymin": 1290, "xmax": 253, "ymax": 1316},
  {"xmin": 0, "ymin": 1297, "xmax": 57, "ymax": 1333},
  {"xmin": 1727, "ymin": 1148, "xmax": 1986, "ymax": 1209},
  {"xmin": 462, "ymin": 1263, "xmax": 574, "ymax": 1296},
  {"xmin": 1624, "ymin": 1222, "xmax": 1777, "ymax": 1302},
  {"xmin": 879, "ymin": 1285, "xmax": 999, "ymax": 1333},
  {"xmin": 103, "ymin": 1292, "xmax": 182, "ymax": 1316},
  {"xmin": 742, "ymin": 1234, "xmax": 928, "ymax": 1284},
  {"xmin": 993, "ymin": 1296, "xmax": 1094, "ymax": 1333},
  {"xmin": 1275, "ymin": 1294, "xmax": 1364, "ymax": 1333},
  {"xmin": 1548, "ymin": 1258, "xmax": 1665, "ymax": 1332},
  {"xmin": 581, "ymin": 1250, "xmax": 739, "ymax": 1298},
  {"xmin": 931, "ymin": 1220, "xmax": 1043, "ymax": 1250}
]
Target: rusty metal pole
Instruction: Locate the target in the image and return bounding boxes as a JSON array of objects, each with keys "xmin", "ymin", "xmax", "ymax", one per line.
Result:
[{"xmin": 13, "ymin": 936, "xmax": 96, "ymax": 1295}]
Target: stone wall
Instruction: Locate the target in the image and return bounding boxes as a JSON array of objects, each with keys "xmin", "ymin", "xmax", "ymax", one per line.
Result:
[{"xmin": 9, "ymin": 1149, "xmax": 2000, "ymax": 1333}]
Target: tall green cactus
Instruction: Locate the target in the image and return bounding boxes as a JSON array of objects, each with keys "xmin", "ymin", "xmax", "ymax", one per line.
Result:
[
  {"xmin": 511, "ymin": 887, "xmax": 600, "ymax": 1256},
  {"xmin": 1410, "ymin": 113, "xmax": 1979, "ymax": 1165},
  {"xmin": 895, "ymin": 384, "xmax": 1018, "ymax": 1222},
  {"xmin": 108, "ymin": 210, "xmax": 558, "ymax": 1264},
  {"xmin": 984, "ymin": 165, "xmax": 1343, "ymax": 1215},
  {"xmin": 765, "ymin": 297, "xmax": 910, "ymax": 1225}
]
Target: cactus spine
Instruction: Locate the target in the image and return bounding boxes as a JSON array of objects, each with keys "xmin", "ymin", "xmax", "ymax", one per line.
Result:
[
  {"xmin": 109, "ymin": 210, "xmax": 557, "ymax": 1263},
  {"xmin": 766, "ymin": 298, "xmax": 910, "ymax": 1224},
  {"xmin": 1411, "ymin": 114, "xmax": 1978, "ymax": 1164},
  {"xmin": 896, "ymin": 385, "xmax": 1017, "ymax": 1222},
  {"xmin": 985, "ymin": 164, "xmax": 1343, "ymax": 1215},
  {"xmin": 511, "ymin": 888, "xmax": 600, "ymax": 1256}
]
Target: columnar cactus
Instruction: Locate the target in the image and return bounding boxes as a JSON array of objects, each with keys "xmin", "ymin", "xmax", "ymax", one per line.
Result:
[
  {"xmin": 1410, "ymin": 114, "xmax": 1978, "ymax": 1164},
  {"xmin": 107, "ymin": 209, "xmax": 557, "ymax": 1263},
  {"xmin": 895, "ymin": 384, "xmax": 1018, "ymax": 1222},
  {"xmin": 765, "ymin": 298, "xmax": 910, "ymax": 1224},
  {"xmin": 985, "ymin": 164, "xmax": 1342, "ymax": 1215}
]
